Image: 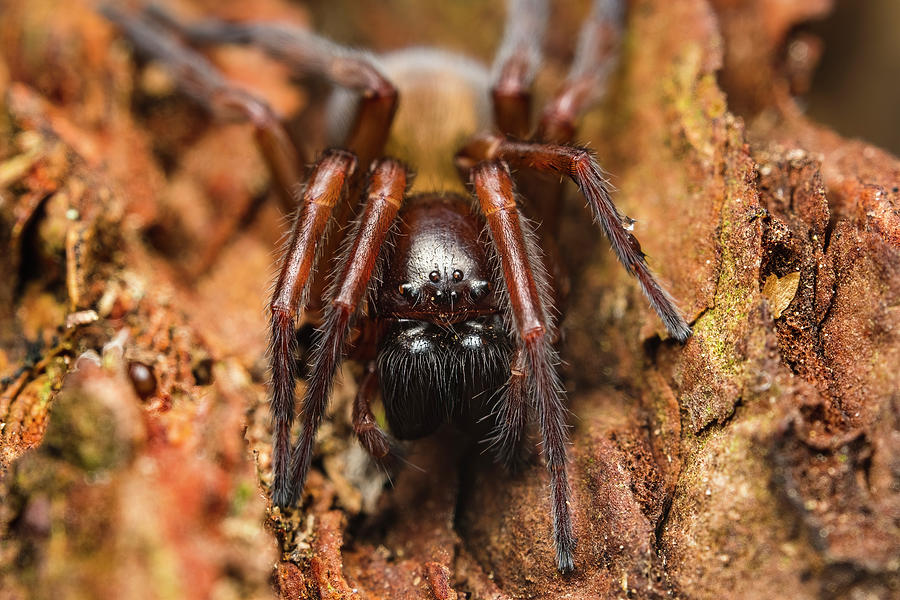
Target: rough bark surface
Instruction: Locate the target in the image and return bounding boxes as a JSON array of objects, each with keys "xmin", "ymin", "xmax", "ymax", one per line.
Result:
[{"xmin": 1, "ymin": 1, "xmax": 898, "ymax": 599}]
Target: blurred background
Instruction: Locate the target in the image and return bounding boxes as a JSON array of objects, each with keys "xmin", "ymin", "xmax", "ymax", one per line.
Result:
[
  {"xmin": 306, "ymin": 0, "xmax": 900, "ymax": 155},
  {"xmin": 805, "ymin": 0, "xmax": 900, "ymax": 155}
]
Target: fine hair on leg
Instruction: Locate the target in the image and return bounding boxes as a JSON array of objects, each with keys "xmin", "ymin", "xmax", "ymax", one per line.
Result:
[
  {"xmin": 267, "ymin": 150, "xmax": 358, "ymax": 507},
  {"xmin": 288, "ymin": 159, "xmax": 409, "ymax": 502},
  {"xmin": 470, "ymin": 160, "xmax": 576, "ymax": 573}
]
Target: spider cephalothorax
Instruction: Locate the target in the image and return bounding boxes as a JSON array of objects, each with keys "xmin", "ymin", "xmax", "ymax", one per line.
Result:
[{"xmin": 106, "ymin": 0, "xmax": 691, "ymax": 573}]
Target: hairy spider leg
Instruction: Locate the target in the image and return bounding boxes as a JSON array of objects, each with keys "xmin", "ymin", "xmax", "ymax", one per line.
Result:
[
  {"xmin": 480, "ymin": 0, "xmax": 624, "ymax": 524},
  {"xmin": 352, "ymin": 363, "xmax": 397, "ymax": 463},
  {"xmin": 479, "ymin": 1, "xmax": 622, "ymax": 476},
  {"xmin": 139, "ymin": 5, "xmax": 400, "ymax": 312},
  {"xmin": 470, "ymin": 161, "xmax": 575, "ymax": 573},
  {"xmin": 536, "ymin": 0, "xmax": 624, "ymax": 244},
  {"xmin": 490, "ymin": 1, "xmax": 625, "ymax": 311},
  {"xmin": 143, "ymin": 4, "xmax": 398, "ymax": 169},
  {"xmin": 102, "ymin": 6, "xmax": 302, "ymax": 210},
  {"xmin": 462, "ymin": 135, "xmax": 692, "ymax": 342},
  {"xmin": 269, "ymin": 150, "xmax": 358, "ymax": 507},
  {"xmin": 102, "ymin": 6, "xmax": 309, "ymax": 277},
  {"xmin": 483, "ymin": 347, "xmax": 531, "ymax": 469},
  {"xmin": 538, "ymin": 0, "xmax": 624, "ymax": 143},
  {"xmin": 131, "ymin": 6, "xmax": 408, "ymax": 503},
  {"xmin": 492, "ymin": 0, "xmax": 624, "ymax": 143},
  {"xmin": 286, "ymin": 160, "xmax": 409, "ymax": 505},
  {"xmin": 491, "ymin": 0, "xmax": 548, "ymax": 138}
]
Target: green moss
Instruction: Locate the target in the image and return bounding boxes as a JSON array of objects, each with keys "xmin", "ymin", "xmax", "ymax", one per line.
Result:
[
  {"xmin": 147, "ymin": 541, "xmax": 183, "ymax": 600},
  {"xmin": 41, "ymin": 387, "xmax": 132, "ymax": 473},
  {"xmin": 36, "ymin": 357, "xmax": 67, "ymax": 408},
  {"xmin": 663, "ymin": 46, "xmax": 728, "ymax": 162},
  {"xmin": 230, "ymin": 480, "xmax": 254, "ymax": 516}
]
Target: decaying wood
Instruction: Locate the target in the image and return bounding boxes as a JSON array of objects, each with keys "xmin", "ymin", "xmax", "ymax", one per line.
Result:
[{"xmin": 0, "ymin": 1, "xmax": 897, "ymax": 599}]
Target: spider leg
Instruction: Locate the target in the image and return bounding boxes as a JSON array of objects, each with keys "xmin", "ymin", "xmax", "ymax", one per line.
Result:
[
  {"xmin": 102, "ymin": 6, "xmax": 303, "ymax": 208},
  {"xmin": 491, "ymin": 0, "xmax": 548, "ymax": 137},
  {"xmin": 285, "ymin": 159, "xmax": 409, "ymax": 505},
  {"xmin": 143, "ymin": 4, "xmax": 397, "ymax": 168},
  {"xmin": 268, "ymin": 150, "xmax": 358, "ymax": 507},
  {"xmin": 538, "ymin": 0, "xmax": 624, "ymax": 142},
  {"xmin": 471, "ymin": 161, "xmax": 575, "ymax": 573},
  {"xmin": 513, "ymin": 0, "xmax": 625, "ymax": 258},
  {"xmin": 485, "ymin": 347, "xmax": 531, "ymax": 470},
  {"xmin": 459, "ymin": 136, "xmax": 691, "ymax": 341},
  {"xmin": 141, "ymin": 6, "xmax": 401, "ymax": 311},
  {"xmin": 352, "ymin": 363, "xmax": 399, "ymax": 463}
]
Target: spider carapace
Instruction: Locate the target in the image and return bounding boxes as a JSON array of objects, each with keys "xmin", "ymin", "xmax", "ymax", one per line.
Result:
[{"xmin": 105, "ymin": 0, "xmax": 691, "ymax": 573}]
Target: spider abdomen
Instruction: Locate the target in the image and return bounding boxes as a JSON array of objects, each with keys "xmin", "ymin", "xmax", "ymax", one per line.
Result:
[{"xmin": 329, "ymin": 48, "xmax": 491, "ymax": 194}]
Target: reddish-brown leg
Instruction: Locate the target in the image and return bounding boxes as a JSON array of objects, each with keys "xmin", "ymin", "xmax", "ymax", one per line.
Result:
[
  {"xmin": 460, "ymin": 135, "xmax": 691, "ymax": 341},
  {"xmin": 285, "ymin": 159, "xmax": 409, "ymax": 505},
  {"xmin": 143, "ymin": 4, "xmax": 397, "ymax": 169},
  {"xmin": 491, "ymin": 0, "xmax": 547, "ymax": 137},
  {"xmin": 471, "ymin": 161, "xmax": 574, "ymax": 573},
  {"xmin": 538, "ymin": 0, "xmax": 624, "ymax": 142},
  {"xmin": 268, "ymin": 150, "xmax": 358, "ymax": 507},
  {"xmin": 141, "ymin": 6, "xmax": 401, "ymax": 313},
  {"xmin": 490, "ymin": 0, "xmax": 569, "ymax": 302},
  {"xmin": 352, "ymin": 364, "xmax": 395, "ymax": 462},
  {"xmin": 507, "ymin": 0, "xmax": 624, "ymax": 251},
  {"xmin": 485, "ymin": 348, "xmax": 530, "ymax": 469},
  {"xmin": 103, "ymin": 6, "xmax": 302, "ymax": 208}
]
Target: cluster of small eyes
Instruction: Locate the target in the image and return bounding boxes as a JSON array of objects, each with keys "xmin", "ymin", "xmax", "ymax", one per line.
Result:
[
  {"xmin": 398, "ymin": 269, "xmax": 490, "ymax": 304},
  {"xmin": 428, "ymin": 269, "xmax": 465, "ymax": 282}
]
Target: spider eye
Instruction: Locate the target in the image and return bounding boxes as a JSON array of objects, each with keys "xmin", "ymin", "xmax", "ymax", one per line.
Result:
[
  {"xmin": 452, "ymin": 269, "xmax": 464, "ymax": 281},
  {"xmin": 469, "ymin": 280, "xmax": 490, "ymax": 301},
  {"xmin": 398, "ymin": 283, "xmax": 413, "ymax": 296},
  {"xmin": 429, "ymin": 270, "xmax": 441, "ymax": 283}
]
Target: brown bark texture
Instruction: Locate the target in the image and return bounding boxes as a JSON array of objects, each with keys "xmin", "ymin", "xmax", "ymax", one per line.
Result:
[{"xmin": 1, "ymin": 1, "xmax": 898, "ymax": 599}]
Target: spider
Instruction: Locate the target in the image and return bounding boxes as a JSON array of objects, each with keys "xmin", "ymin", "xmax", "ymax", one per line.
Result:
[{"xmin": 104, "ymin": 0, "xmax": 691, "ymax": 573}]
